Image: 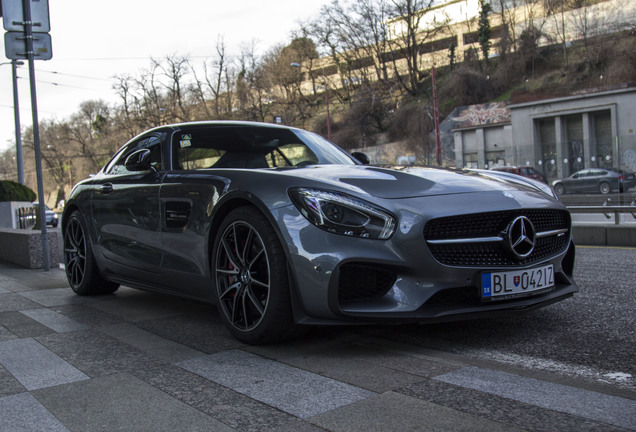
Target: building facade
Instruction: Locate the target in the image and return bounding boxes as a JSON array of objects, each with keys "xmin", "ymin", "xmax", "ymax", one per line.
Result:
[{"xmin": 451, "ymin": 87, "xmax": 636, "ymax": 183}]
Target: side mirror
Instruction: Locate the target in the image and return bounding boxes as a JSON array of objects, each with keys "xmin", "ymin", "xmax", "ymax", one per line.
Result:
[
  {"xmin": 124, "ymin": 149, "xmax": 152, "ymax": 172},
  {"xmin": 351, "ymin": 151, "xmax": 370, "ymax": 165}
]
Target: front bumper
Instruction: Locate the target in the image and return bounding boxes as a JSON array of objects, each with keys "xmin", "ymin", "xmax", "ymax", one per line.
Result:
[{"xmin": 273, "ymin": 195, "xmax": 579, "ymax": 325}]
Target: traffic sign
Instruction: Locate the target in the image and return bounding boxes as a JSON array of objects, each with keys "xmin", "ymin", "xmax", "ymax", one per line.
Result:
[
  {"xmin": 1, "ymin": 0, "xmax": 50, "ymax": 32},
  {"xmin": 4, "ymin": 31, "xmax": 52, "ymax": 60}
]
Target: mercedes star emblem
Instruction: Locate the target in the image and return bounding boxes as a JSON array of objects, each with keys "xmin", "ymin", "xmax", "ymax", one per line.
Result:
[{"xmin": 506, "ymin": 216, "xmax": 536, "ymax": 259}]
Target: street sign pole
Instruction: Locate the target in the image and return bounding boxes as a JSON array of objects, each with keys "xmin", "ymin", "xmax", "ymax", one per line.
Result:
[
  {"xmin": 23, "ymin": 0, "xmax": 50, "ymax": 271},
  {"xmin": 3, "ymin": 0, "xmax": 52, "ymax": 270}
]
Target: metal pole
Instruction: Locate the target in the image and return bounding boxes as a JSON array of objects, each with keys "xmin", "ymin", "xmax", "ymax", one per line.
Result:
[
  {"xmin": 325, "ymin": 84, "xmax": 332, "ymax": 141},
  {"xmin": 432, "ymin": 66, "xmax": 441, "ymax": 166},
  {"xmin": 23, "ymin": 0, "xmax": 51, "ymax": 271},
  {"xmin": 12, "ymin": 60, "xmax": 25, "ymax": 185}
]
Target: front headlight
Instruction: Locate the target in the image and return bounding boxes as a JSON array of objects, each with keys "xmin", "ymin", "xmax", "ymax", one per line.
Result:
[{"xmin": 289, "ymin": 188, "xmax": 396, "ymax": 240}]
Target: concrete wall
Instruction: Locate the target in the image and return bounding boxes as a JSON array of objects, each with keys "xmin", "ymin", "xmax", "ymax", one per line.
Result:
[{"xmin": 573, "ymin": 224, "xmax": 636, "ymax": 247}]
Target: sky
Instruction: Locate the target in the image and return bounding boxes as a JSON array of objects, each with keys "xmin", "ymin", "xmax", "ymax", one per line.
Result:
[{"xmin": 0, "ymin": 0, "xmax": 330, "ymax": 153}]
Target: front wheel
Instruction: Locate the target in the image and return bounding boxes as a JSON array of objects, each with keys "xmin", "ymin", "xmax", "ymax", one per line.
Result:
[
  {"xmin": 212, "ymin": 207, "xmax": 296, "ymax": 344},
  {"xmin": 64, "ymin": 211, "xmax": 119, "ymax": 295},
  {"xmin": 599, "ymin": 181, "xmax": 611, "ymax": 195}
]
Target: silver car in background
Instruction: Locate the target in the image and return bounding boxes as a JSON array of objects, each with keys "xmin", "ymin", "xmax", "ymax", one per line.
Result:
[{"xmin": 552, "ymin": 168, "xmax": 636, "ymax": 195}]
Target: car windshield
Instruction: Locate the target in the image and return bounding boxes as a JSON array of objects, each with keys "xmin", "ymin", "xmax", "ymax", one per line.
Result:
[{"xmin": 173, "ymin": 125, "xmax": 355, "ymax": 170}]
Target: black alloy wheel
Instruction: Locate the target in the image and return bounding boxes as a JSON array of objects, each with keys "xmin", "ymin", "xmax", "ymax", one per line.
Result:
[
  {"xmin": 64, "ymin": 211, "xmax": 119, "ymax": 295},
  {"xmin": 213, "ymin": 207, "xmax": 296, "ymax": 344}
]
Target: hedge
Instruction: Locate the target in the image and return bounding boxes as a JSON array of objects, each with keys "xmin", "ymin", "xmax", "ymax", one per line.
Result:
[{"xmin": 0, "ymin": 180, "xmax": 36, "ymax": 202}]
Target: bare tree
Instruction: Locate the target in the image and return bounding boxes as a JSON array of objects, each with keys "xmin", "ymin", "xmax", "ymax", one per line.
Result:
[
  {"xmin": 309, "ymin": 0, "xmax": 392, "ymax": 91},
  {"xmin": 386, "ymin": 0, "xmax": 451, "ymax": 96},
  {"xmin": 0, "ymin": 147, "xmax": 17, "ymax": 181},
  {"xmin": 191, "ymin": 37, "xmax": 234, "ymax": 119},
  {"xmin": 154, "ymin": 55, "xmax": 192, "ymax": 122},
  {"xmin": 21, "ymin": 120, "xmax": 73, "ymax": 204},
  {"xmin": 235, "ymin": 42, "xmax": 274, "ymax": 122},
  {"xmin": 568, "ymin": 0, "xmax": 629, "ymax": 81}
]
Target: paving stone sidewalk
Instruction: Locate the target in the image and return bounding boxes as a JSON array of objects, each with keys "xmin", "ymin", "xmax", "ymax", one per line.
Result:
[{"xmin": 0, "ymin": 261, "xmax": 634, "ymax": 431}]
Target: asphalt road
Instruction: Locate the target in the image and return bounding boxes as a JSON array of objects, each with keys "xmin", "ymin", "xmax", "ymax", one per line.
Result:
[{"xmin": 342, "ymin": 245, "xmax": 636, "ymax": 392}]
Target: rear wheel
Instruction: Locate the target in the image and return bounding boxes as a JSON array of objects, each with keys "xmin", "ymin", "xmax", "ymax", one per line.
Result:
[
  {"xmin": 553, "ymin": 183, "xmax": 565, "ymax": 195},
  {"xmin": 212, "ymin": 207, "xmax": 296, "ymax": 344},
  {"xmin": 64, "ymin": 211, "xmax": 119, "ymax": 295}
]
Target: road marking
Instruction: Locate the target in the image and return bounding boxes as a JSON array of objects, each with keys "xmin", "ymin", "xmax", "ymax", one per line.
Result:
[{"xmin": 451, "ymin": 348, "xmax": 635, "ymax": 389}]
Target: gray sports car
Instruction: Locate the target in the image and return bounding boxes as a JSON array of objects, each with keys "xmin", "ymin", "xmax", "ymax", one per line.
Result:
[{"xmin": 62, "ymin": 121, "xmax": 578, "ymax": 343}]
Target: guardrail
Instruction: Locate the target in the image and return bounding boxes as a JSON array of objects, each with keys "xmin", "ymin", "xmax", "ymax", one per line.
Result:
[{"xmin": 567, "ymin": 199, "xmax": 636, "ymax": 225}]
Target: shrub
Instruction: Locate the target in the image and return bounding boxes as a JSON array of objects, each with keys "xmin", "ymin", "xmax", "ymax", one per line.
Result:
[{"xmin": 0, "ymin": 180, "xmax": 36, "ymax": 202}]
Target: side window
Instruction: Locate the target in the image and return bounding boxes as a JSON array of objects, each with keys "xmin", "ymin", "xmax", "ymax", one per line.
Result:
[
  {"xmin": 174, "ymin": 131, "xmax": 227, "ymax": 169},
  {"xmin": 105, "ymin": 136, "xmax": 162, "ymax": 175},
  {"xmin": 268, "ymin": 143, "xmax": 318, "ymax": 167}
]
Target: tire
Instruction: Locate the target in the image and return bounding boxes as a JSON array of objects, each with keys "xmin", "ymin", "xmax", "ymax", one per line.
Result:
[
  {"xmin": 599, "ymin": 182, "xmax": 611, "ymax": 195},
  {"xmin": 212, "ymin": 206, "xmax": 296, "ymax": 344},
  {"xmin": 554, "ymin": 183, "xmax": 565, "ymax": 195},
  {"xmin": 64, "ymin": 211, "xmax": 119, "ymax": 295}
]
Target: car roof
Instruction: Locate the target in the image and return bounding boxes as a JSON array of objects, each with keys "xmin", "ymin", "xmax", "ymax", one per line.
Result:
[
  {"xmin": 126, "ymin": 121, "xmax": 306, "ymax": 145},
  {"xmin": 151, "ymin": 121, "xmax": 301, "ymax": 134}
]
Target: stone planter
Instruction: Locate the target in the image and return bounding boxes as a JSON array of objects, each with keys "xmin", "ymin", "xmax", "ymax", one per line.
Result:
[
  {"xmin": 0, "ymin": 201, "xmax": 33, "ymax": 229},
  {"xmin": 0, "ymin": 228, "xmax": 62, "ymax": 269}
]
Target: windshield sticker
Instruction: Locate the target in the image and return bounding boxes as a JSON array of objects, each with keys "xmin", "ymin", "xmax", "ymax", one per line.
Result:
[{"xmin": 180, "ymin": 139, "xmax": 192, "ymax": 148}]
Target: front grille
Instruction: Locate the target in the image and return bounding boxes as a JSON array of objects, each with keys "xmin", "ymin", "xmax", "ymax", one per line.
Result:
[
  {"xmin": 424, "ymin": 209, "xmax": 570, "ymax": 267},
  {"xmin": 338, "ymin": 264, "xmax": 397, "ymax": 303}
]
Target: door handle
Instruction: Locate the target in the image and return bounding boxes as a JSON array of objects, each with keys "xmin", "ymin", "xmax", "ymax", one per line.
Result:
[{"xmin": 101, "ymin": 183, "xmax": 114, "ymax": 194}]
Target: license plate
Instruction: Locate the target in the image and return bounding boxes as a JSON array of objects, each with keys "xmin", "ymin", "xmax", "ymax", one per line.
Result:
[{"xmin": 481, "ymin": 264, "xmax": 554, "ymax": 300}]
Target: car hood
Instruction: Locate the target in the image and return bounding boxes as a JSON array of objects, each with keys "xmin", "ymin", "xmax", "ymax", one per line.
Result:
[{"xmin": 275, "ymin": 165, "xmax": 544, "ymax": 199}]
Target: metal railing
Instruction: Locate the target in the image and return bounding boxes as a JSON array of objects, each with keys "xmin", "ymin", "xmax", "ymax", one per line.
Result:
[
  {"xmin": 567, "ymin": 199, "xmax": 636, "ymax": 225},
  {"xmin": 17, "ymin": 206, "xmax": 37, "ymax": 229}
]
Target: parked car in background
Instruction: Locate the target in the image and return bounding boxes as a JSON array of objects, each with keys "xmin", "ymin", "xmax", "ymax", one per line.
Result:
[
  {"xmin": 32, "ymin": 202, "xmax": 59, "ymax": 227},
  {"xmin": 551, "ymin": 168, "xmax": 636, "ymax": 195},
  {"xmin": 491, "ymin": 166, "xmax": 546, "ymax": 183},
  {"xmin": 62, "ymin": 121, "xmax": 578, "ymax": 344}
]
